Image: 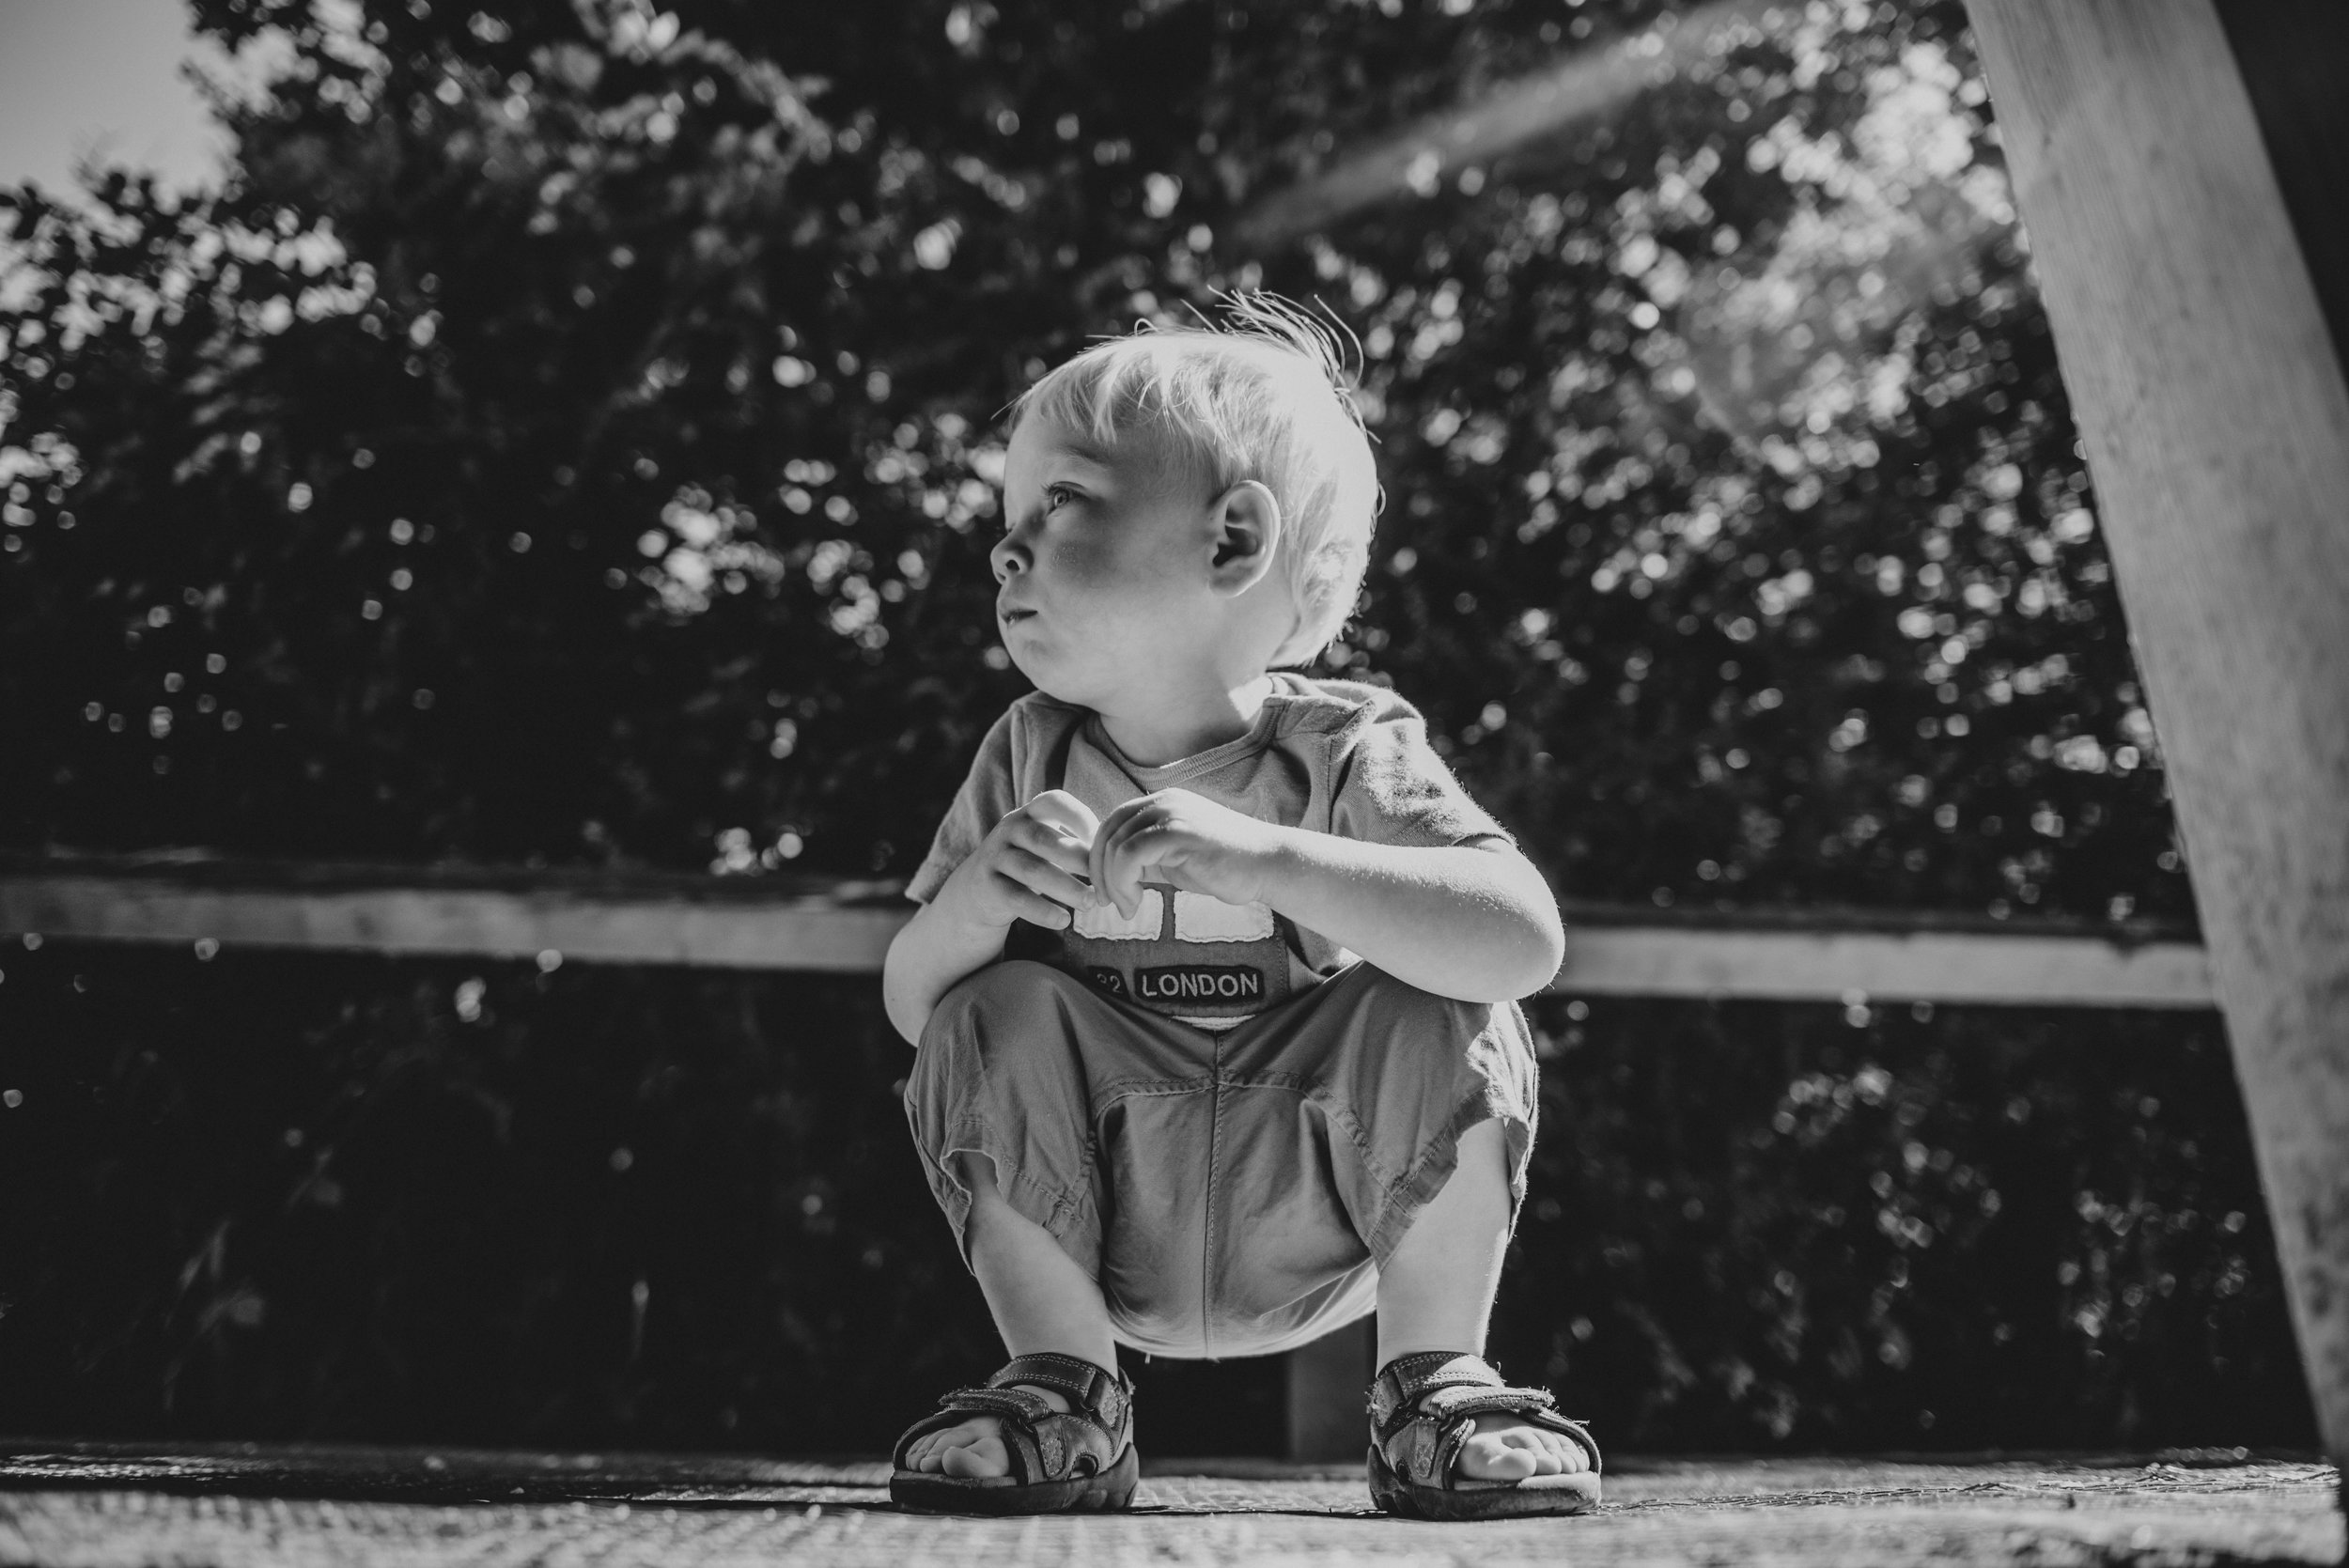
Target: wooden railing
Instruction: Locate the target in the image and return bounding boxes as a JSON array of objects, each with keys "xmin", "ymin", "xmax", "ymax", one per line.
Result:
[
  {"xmin": 0, "ymin": 851, "xmax": 2214, "ymax": 1008},
  {"xmin": 0, "ymin": 849, "xmax": 2217, "ymax": 1461}
]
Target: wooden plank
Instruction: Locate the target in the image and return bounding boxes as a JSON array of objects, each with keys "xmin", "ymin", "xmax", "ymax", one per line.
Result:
[
  {"xmin": 0, "ymin": 868, "xmax": 904, "ymax": 972},
  {"xmin": 4, "ymin": 1443, "xmax": 2343, "ymax": 1560},
  {"xmin": 1549, "ymin": 924, "xmax": 2211, "ymax": 1009},
  {"xmin": 1968, "ymin": 0, "xmax": 2349, "ymax": 1464},
  {"xmin": 0, "ymin": 856, "xmax": 2213, "ymax": 1004}
]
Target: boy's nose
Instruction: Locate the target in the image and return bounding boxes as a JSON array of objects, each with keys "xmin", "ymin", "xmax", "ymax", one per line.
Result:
[{"xmin": 989, "ymin": 534, "xmax": 1028, "ymax": 582}]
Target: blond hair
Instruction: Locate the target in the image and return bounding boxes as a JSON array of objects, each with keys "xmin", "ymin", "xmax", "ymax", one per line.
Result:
[{"xmin": 1009, "ymin": 294, "xmax": 1378, "ymax": 668}]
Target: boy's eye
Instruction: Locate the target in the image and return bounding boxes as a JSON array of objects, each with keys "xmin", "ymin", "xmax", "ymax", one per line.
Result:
[{"xmin": 1044, "ymin": 483, "xmax": 1078, "ymax": 511}]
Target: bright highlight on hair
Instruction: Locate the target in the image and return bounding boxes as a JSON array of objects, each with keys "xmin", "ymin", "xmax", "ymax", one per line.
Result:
[{"xmin": 1009, "ymin": 293, "xmax": 1380, "ymax": 668}]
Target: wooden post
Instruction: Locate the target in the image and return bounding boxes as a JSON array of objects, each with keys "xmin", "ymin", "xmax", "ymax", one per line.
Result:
[
  {"xmin": 1967, "ymin": 0, "xmax": 2349, "ymax": 1467},
  {"xmin": 1285, "ymin": 1317, "xmax": 1375, "ymax": 1463}
]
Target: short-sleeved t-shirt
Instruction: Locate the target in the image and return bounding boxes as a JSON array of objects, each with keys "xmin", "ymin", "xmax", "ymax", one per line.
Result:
[{"xmin": 907, "ymin": 674, "xmax": 1510, "ymax": 1029}]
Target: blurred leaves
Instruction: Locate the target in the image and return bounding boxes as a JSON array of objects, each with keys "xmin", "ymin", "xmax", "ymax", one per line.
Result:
[
  {"xmin": 0, "ymin": 945, "xmax": 2310, "ymax": 1452},
  {"xmin": 0, "ymin": 0, "xmax": 2189, "ymax": 927},
  {"xmin": 1502, "ymin": 992, "xmax": 2309, "ymax": 1449},
  {"xmin": 0, "ymin": 942, "xmax": 996, "ymax": 1446}
]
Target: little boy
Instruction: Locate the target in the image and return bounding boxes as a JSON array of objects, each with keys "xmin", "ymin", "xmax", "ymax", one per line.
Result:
[{"xmin": 882, "ymin": 298, "xmax": 1599, "ymax": 1519}]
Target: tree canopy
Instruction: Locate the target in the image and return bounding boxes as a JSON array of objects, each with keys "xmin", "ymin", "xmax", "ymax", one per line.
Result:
[{"xmin": 1, "ymin": 0, "xmax": 2189, "ymax": 936}]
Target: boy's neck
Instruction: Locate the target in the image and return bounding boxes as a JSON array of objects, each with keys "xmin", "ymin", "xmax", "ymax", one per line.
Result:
[{"xmin": 1094, "ymin": 674, "xmax": 1279, "ymax": 768}]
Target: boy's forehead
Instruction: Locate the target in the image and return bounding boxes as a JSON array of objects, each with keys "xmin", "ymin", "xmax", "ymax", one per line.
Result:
[
  {"xmin": 1007, "ymin": 415, "xmax": 1119, "ymax": 474},
  {"xmin": 1004, "ymin": 413, "xmax": 1195, "ymax": 491}
]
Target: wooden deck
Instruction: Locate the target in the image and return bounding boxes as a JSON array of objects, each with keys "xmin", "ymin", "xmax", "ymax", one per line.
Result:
[{"xmin": 0, "ymin": 1439, "xmax": 2338, "ymax": 1566}]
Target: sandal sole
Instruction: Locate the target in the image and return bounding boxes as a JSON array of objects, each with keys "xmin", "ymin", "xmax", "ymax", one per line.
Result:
[
  {"xmin": 890, "ymin": 1443, "xmax": 1140, "ymax": 1515},
  {"xmin": 1367, "ymin": 1443, "xmax": 1601, "ymax": 1520}
]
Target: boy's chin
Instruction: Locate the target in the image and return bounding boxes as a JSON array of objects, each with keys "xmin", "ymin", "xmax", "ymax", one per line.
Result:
[
  {"xmin": 1003, "ymin": 649, "xmax": 1079, "ymax": 703},
  {"xmin": 1023, "ymin": 670, "xmax": 1095, "ymax": 706}
]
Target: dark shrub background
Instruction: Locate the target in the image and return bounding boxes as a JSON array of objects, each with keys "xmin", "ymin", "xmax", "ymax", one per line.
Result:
[
  {"xmin": 0, "ymin": 0, "xmax": 2315, "ymax": 1451},
  {"xmin": 0, "ymin": 943, "xmax": 2309, "ymax": 1452}
]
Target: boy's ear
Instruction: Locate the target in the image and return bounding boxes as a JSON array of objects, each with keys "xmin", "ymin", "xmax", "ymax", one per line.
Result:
[{"xmin": 1206, "ymin": 480, "xmax": 1282, "ymax": 596}]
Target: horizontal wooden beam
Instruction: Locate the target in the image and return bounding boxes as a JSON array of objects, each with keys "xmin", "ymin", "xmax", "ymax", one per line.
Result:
[
  {"xmin": 0, "ymin": 854, "xmax": 2213, "ymax": 1007},
  {"xmin": 0, "ymin": 857, "xmax": 907, "ymax": 973},
  {"xmin": 1550, "ymin": 923, "xmax": 2210, "ymax": 1008}
]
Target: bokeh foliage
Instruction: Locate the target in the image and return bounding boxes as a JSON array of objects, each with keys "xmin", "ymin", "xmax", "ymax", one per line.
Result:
[
  {"xmin": 0, "ymin": 0, "xmax": 2308, "ymax": 1449},
  {"xmin": 0, "ymin": 945, "xmax": 2310, "ymax": 1452}
]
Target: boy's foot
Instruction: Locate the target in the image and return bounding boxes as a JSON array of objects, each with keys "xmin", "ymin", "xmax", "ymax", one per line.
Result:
[
  {"xmin": 890, "ymin": 1354, "xmax": 1139, "ymax": 1514},
  {"xmin": 1455, "ymin": 1410, "xmax": 1595, "ymax": 1481},
  {"xmin": 897, "ymin": 1383, "xmax": 1071, "ymax": 1480},
  {"xmin": 1367, "ymin": 1352, "xmax": 1601, "ymax": 1519}
]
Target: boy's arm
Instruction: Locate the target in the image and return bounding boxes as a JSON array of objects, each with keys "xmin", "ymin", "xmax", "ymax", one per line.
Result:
[
  {"xmin": 1261, "ymin": 832, "xmax": 1564, "ymax": 1003},
  {"xmin": 881, "ymin": 896, "xmax": 1017, "ymax": 1047},
  {"xmin": 1090, "ymin": 790, "xmax": 1565, "ymax": 1003},
  {"xmin": 882, "ymin": 788, "xmax": 1103, "ymax": 1046}
]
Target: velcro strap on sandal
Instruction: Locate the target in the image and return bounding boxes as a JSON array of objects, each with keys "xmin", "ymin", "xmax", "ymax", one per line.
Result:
[
  {"xmin": 991, "ymin": 1352, "xmax": 1129, "ymax": 1431},
  {"xmin": 1411, "ymin": 1383, "xmax": 1558, "ymax": 1427},
  {"xmin": 1369, "ymin": 1352, "xmax": 1513, "ymax": 1439},
  {"xmin": 938, "ymin": 1385, "xmax": 1058, "ymax": 1422}
]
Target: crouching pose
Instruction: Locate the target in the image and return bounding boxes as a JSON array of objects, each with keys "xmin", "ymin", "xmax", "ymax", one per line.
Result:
[{"xmin": 881, "ymin": 299, "xmax": 1598, "ymax": 1519}]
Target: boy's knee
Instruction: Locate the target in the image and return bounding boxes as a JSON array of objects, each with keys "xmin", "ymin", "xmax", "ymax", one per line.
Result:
[
  {"xmin": 922, "ymin": 959, "xmax": 1085, "ymax": 1048},
  {"xmin": 1342, "ymin": 963, "xmax": 1493, "ymax": 1036},
  {"xmin": 951, "ymin": 1148, "xmax": 1008, "ymax": 1198}
]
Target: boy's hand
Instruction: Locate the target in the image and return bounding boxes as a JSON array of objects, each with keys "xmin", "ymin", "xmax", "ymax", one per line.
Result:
[
  {"xmin": 937, "ymin": 790, "xmax": 1103, "ymax": 934},
  {"xmin": 1091, "ymin": 788, "xmax": 1288, "ymax": 918}
]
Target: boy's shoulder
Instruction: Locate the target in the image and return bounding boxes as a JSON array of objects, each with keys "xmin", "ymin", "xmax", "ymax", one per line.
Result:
[
  {"xmin": 963, "ymin": 688, "xmax": 1090, "ymax": 776},
  {"xmin": 1264, "ymin": 672, "xmax": 1428, "ymax": 738}
]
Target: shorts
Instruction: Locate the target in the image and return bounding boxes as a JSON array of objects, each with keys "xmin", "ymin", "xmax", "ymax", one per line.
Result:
[{"xmin": 903, "ymin": 957, "xmax": 1540, "ymax": 1359}]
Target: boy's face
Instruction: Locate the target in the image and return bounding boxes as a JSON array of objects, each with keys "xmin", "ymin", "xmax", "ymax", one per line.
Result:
[{"xmin": 992, "ymin": 412, "xmax": 1250, "ymax": 710}]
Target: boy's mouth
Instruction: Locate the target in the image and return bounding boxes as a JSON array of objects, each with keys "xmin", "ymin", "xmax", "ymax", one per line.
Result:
[{"xmin": 998, "ymin": 604, "xmax": 1036, "ymax": 625}]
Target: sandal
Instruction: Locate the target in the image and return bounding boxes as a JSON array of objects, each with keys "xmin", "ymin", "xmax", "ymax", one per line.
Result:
[
  {"xmin": 889, "ymin": 1351, "xmax": 1140, "ymax": 1514},
  {"xmin": 1366, "ymin": 1351, "xmax": 1602, "ymax": 1519}
]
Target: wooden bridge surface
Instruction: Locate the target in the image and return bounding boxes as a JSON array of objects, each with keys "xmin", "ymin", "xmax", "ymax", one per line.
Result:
[{"xmin": 1, "ymin": 1439, "xmax": 2338, "ymax": 1566}]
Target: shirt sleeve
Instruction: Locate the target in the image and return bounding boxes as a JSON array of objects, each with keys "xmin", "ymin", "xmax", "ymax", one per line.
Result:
[
  {"xmin": 1328, "ymin": 690, "xmax": 1514, "ymax": 849},
  {"xmin": 905, "ymin": 706, "xmax": 1023, "ymax": 904}
]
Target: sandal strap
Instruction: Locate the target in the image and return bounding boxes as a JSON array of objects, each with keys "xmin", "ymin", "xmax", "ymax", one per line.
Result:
[
  {"xmin": 988, "ymin": 1352, "xmax": 1131, "ymax": 1430},
  {"xmin": 1369, "ymin": 1352, "xmax": 1533, "ymax": 1439},
  {"xmin": 940, "ymin": 1385, "xmax": 1062, "ymax": 1423}
]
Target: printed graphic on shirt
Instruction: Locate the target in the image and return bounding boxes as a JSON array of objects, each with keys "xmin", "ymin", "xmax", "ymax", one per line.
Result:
[
  {"xmin": 1048, "ymin": 882, "xmax": 1293, "ymax": 1026},
  {"xmin": 1135, "ymin": 964, "xmax": 1266, "ymax": 1004},
  {"xmin": 1169, "ymin": 891, "xmax": 1274, "ymax": 941},
  {"xmin": 1072, "ymin": 894, "xmax": 1163, "ymax": 941}
]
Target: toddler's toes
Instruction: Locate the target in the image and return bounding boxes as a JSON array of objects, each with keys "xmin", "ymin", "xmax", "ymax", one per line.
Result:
[
  {"xmin": 1529, "ymin": 1430, "xmax": 1579, "ymax": 1474},
  {"xmin": 939, "ymin": 1433, "xmax": 1012, "ymax": 1480},
  {"xmin": 1454, "ymin": 1416, "xmax": 1596, "ymax": 1482},
  {"xmin": 904, "ymin": 1417, "xmax": 1010, "ymax": 1477},
  {"xmin": 1455, "ymin": 1430, "xmax": 1540, "ymax": 1482},
  {"xmin": 1503, "ymin": 1426, "xmax": 1569, "ymax": 1476}
]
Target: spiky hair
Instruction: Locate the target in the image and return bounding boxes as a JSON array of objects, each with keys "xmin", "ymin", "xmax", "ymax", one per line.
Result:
[{"xmin": 1009, "ymin": 292, "xmax": 1380, "ymax": 667}]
